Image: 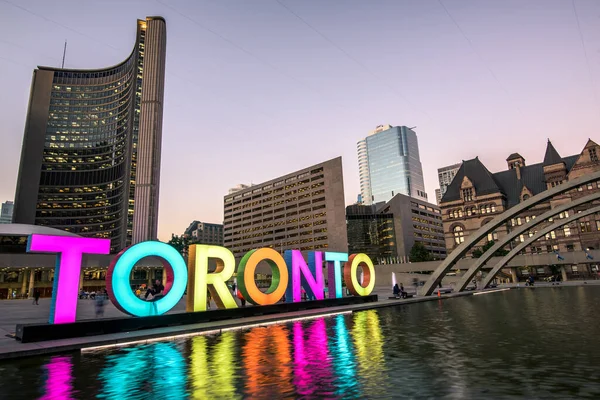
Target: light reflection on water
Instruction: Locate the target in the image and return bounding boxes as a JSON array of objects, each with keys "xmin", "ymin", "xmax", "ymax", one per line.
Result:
[{"xmin": 1, "ymin": 287, "xmax": 600, "ymax": 399}]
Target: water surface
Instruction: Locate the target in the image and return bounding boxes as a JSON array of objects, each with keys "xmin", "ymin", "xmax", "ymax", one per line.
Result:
[{"xmin": 1, "ymin": 287, "xmax": 599, "ymax": 399}]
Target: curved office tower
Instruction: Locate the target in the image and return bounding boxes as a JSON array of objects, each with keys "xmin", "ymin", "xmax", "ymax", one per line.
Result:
[{"xmin": 13, "ymin": 17, "xmax": 166, "ymax": 253}]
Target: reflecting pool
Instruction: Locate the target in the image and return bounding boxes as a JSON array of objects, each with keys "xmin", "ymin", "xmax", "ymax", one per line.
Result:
[{"xmin": 2, "ymin": 287, "xmax": 600, "ymax": 399}]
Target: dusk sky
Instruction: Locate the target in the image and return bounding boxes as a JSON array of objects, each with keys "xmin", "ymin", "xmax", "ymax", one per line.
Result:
[{"xmin": 1, "ymin": 0, "xmax": 599, "ymax": 241}]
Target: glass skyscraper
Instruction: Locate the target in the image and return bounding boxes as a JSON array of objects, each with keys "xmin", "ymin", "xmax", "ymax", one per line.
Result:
[
  {"xmin": 358, "ymin": 125, "xmax": 427, "ymax": 205},
  {"xmin": 13, "ymin": 17, "xmax": 166, "ymax": 253}
]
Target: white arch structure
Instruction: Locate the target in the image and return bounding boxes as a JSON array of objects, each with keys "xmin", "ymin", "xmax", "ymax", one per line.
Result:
[
  {"xmin": 480, "ymin": 204, "xmax": 600, "ymax": 289},
  {"xmin": 453, "ymin": 192, "xmax": 600, "ymax": 292},
  {"xmin": 420, "ymin": 170, "xmax": 600, "ymax": 296}
]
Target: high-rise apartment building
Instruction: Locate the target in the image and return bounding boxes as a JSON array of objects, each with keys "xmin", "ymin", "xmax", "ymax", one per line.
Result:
[
  {"xmin": 436, "ymin": 163, "xmax": 461, "ymax": 205},
  {"xmin": 223, "ymin": 157, "xmax": 347, "ymax": 259},
  {"xmin": 13, "ymin": 17, "xmax": 167, "ymax": 253},
  {"xmin": 0, "ymin": 201, "xmax": 14, "ymax": 224},
  {"xmin": 358, "ymin": 125, "xmax": 427, "ymax": 205}
]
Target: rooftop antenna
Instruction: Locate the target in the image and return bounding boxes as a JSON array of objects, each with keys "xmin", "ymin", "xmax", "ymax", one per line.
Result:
[{"xmin": 61, "ymin": 40, "xmax": 67, "ymax": 68}]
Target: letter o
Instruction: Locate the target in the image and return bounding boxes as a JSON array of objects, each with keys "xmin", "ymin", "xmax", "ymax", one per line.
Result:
[
  {"xmin": 343, "ymin": 253, "xmax": 375, "ymax": 296},
  {"xmin": 238, "ymin": 248, "xmax": 289, "ymax": 305},
  {"xmin": 106, "ymin": 241, "xmax": 188, "ymax": 317}
]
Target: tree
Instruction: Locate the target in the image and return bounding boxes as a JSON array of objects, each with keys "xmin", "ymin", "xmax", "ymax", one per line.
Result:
[
  {"xmin": 471, "ymin": 240, "xmax": 509, "ymax": 258},
  {"xmin": 409, "ymin": 241, "xmax": 434, "ymax": 262},
  {"xmin": 167, "ymin": 234, "xmax": 191, "ymax": 256}
]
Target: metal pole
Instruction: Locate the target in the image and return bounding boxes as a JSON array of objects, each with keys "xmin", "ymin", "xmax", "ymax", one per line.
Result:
[{"xmin": 61, "ymin": 40, "xmax": 67, "ymax": 68}]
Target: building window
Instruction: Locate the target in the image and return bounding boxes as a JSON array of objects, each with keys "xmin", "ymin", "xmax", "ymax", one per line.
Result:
[
  {"xmin": 522, "ymin": 194, "xmax": 530, "ymax": 201},
  {"xmin": 453, "ymin": 226, "xmax": 465, "ymax": 245},
  {"xmin": 571, "ymin": 265, "xmax": 578, "ymax": 272},
  {"xmin": 487, "ymin": 232, "xmax": 498, "ymax": 242},
  {"xmin": 580, "ymin": 221, "xmax": 591, "ymax": 233},
  {"xmin": 462, "ymin": 188, "xmax": 473, "ymax": 202},
  {"xmin": 589, "ymin": 148, "xmax": 598, "ymax": 162},
  {"xmin": 596, "ymin": 220, "xmax": 600, "ymax": 231},
  {"xmin": 563, "ymin": 226, "xmax": 571, "ymax": 237},
  {"xmin": 567, "ymin": 244, "xmax": 575, "ymax": 252}
]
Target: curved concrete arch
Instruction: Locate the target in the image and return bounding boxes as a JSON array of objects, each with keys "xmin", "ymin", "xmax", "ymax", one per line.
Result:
[
  {"xmin": 453, "ymin": 192, "xmax": 600, "ymax": 291},
  {"xmin": 420, "ymin": 170, "xmax": 600, "ymax": 296},
  {"xmin": 480, "ymin": 204, "xmax": 600, "ymax": 289}
]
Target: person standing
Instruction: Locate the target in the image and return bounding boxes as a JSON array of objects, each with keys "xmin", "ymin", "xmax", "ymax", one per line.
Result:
[
  {"xmin": 32, "ymin": 289, "xmax": 40, "ymax": 305},
  {"xmin": 237, "ymin": 289, "xmax": 246, "ymax": 307}
]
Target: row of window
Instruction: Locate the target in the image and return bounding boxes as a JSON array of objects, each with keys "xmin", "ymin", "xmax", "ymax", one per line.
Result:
[
  {"xmin": 448, "ymin": 204, "xmax": 497, "ymax": 219},
  {"xmin": 225, "ymin": 168, "xmax": 324, "ymax": 203}
]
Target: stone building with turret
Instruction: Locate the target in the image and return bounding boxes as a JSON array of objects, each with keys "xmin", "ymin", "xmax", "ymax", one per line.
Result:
[{"xmin": 439, "ymin": 139, "xmax": 600, "ymax": 280}]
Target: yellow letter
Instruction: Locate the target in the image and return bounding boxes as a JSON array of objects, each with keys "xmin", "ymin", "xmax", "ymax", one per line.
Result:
[{"xmin": 186, "ymin": 245, "xmax": 238, "ymax": 312}]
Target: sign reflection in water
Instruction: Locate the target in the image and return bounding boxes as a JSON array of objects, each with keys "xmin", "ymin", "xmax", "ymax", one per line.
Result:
[
  {"xmin": 40, "ymin": 355, "xmax": 74, "ymax": 400},
  {"xmin": 37, "ymin": 312, "xmax": 387, "ymax": 398},
  {"xmin": 351, "ymin": 310, "xmax": 388, "ymax": 394},
  {"xmin": 331, "ymin": 314, "xmax": 359, "ymax": 396},
  {"xmin": 97, "ymin": 342, "xmax": 186, "ymax": 398},
  {"xmin": 243, "ymin": 324, "xmax": 293, "ymax": 397},
  {"xmin": 190, "ymin": 333, "xmax": 237, "ymax": 399},
  {"xmin": 293, "ymin": 319, "xmax": 335, "ymax": 396}
]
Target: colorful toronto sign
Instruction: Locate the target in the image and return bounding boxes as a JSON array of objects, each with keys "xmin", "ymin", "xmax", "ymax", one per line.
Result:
[{"xmin": 26, "ymin": 235, "xmax": 376, "ymax": 324}]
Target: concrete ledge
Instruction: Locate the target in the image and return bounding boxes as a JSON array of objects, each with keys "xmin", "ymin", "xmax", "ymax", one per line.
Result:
[{"xmin": 16, "ymin": 295, "xmax": 378, "ymax": 343}]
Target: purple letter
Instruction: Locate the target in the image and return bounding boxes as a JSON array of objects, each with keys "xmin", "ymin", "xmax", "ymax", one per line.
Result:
[
  {"xmin": 284, "ymin": 250, "xmax": 324, "ymax": 303},
  {"xmin": 27, "ymin": 235, "xmax": 110, "ymax": 324}
]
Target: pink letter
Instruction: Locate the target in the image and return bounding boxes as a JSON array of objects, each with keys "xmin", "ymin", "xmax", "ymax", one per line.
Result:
[
  {"xmin": 284, "ymin": 250, "xmax": 324, "ymax": 303},
  {"xmin": 27, "ymin": 235, "xmax": 110, "ymax": 324}
]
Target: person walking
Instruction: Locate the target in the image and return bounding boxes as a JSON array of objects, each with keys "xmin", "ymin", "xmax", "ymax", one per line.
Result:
[
  {"xmin": 95, "ymin": 292, "xmax": 105, "ymax": 318},
  {"xmin": 32, "ymin": 289, "xmax": 40, "ymax": 305}
]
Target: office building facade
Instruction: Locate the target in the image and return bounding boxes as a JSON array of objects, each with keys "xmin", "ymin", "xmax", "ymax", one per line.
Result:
[
  {"xmin": 223, "ymin": 157, "xmax": 347, "ymax": 259},
  {"xmin": 0, "ymin": 201, "xmax": 14, "ymax": 224},
  {"xmin": 346, "ymin": 204, "xmax": 397, "ymax": 264},
  {"xmin": 183, "ymin": 221, "xmax": 224, "ymax": 246},
  {"xmin": 347, "ymin": 194, "xmax": 446, "ymax": 263},
  {"xmin": 13, "ymin": 17, "xmax": 167, "ymax": 253},
  {"xmin": 358, "ymin": 125, "xmax": 427, "ymax": 205},
  {"xmin": 436, "ymin": 163, "xmax": 461, "ymax": 205}
]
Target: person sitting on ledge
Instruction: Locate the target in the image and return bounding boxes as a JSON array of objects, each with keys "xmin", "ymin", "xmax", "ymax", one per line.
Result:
[
  {"xmin": 393, "ymin": 283, "xmax": 401, "ymax": 298},
  {"xmin": 145, "ymin": 279, "xmax": 165, "ymax": 302},
  {"xmin": 400, "ymin": 283, "xmax": 407, "ymax": 298}
]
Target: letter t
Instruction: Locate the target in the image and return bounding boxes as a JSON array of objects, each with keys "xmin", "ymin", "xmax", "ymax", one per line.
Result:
[{"xmin": 27, "ymin": 235, "xmax": 110, "ymax": 324}]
